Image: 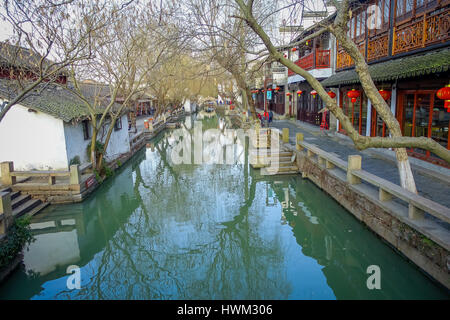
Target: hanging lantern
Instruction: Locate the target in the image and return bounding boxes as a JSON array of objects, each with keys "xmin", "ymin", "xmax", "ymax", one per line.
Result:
[
  {"xmin": 262, "ymin": 89, "xmax": 265, "ymax": 93},
  {"xmin": 347, "ymin": 89, "xmax": 360, "ymax": 103},
  {"xmin": 311, "ymin": 90, "xmax": 318, "ymax": 98},
  {"xmin": 327, "ymin": 91, "xmax": 336, "ymax": 99},
  {"xmin": 286, "ymin": 92, "xmax": 291, "ymax": 97},
  {"xmin": 275, "ymin": 86, "xmax": 280, "ymax": 92},
  {"xmin": 297, "ymin": 90, "xmax": 303, "ymax": 96},
  {"xmin": 291, "ymin": 47, "xmax": 297, "ymax": 52},
  {"xmin": 268, "ymin": 88, "xmax": 272, "ymax": 91},
  {"xmin": 436, "ymin": 84, "xmax": 450, "ymax": 112},
  {"xmin": 379, "ymin": 89, "xmax": 392, "ymax": 101}
]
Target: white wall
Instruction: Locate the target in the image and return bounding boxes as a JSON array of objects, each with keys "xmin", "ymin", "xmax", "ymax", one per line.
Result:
[
  {"xmin": 64, "ymin": 114, "xmax": 130, "ymax": 165},
  {"xmin": 103, "ymin": 114, "xmax": 131, "ymax": 162},
  {"xmin": 0, "ymin": 103, "xmax": 69, "ymax": 171},
  {"xmin": 64, "ymin": 121, "xmax": 91, "ymax": 165}
]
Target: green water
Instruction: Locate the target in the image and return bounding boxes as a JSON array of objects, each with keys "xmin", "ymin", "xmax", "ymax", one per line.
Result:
[{"xmin": 0, "ymin": 116, "xmax": 448, "ymax": 300}]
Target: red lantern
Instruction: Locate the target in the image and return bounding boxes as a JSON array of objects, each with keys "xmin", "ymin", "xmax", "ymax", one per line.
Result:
[
  {"xmin": 291, "ymin": 47, "xmax": 297, "ymax": 52},
  {"xmin": 347, "ymin": 89, "xmax": 360, "ymax": 103},
  {"xmin": 327, "ymin": 91, "xmax": 336, "ymax": 99},
  {"xmin": 275, "ymin": 86, "xmax": 280, "ymax": 91},
  {"xmin": 379, "ymin": 89, "xmax": 392, "ymax": 101},
  {"xmin": 297, "ymin": 90, "xmax": 302, "ymax": 96},
  {"xmin": 436, "ymin": 85, "xmax": 450, "ymax": 112},
  {"xmin": 311, "ymin": 90, "xmax": 318, "ymax": 98},
  {"xmin": 268, "ymin": 88, "xmax": 272, "ymax": 91},
  {"xmin": 286, "ymin": 92, "xmax": 291, "ymax": 97}
]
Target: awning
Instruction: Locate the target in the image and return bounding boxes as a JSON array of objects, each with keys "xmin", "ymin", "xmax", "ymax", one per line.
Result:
[{"xmin": 321, "ymin": 48, "xmax": 450, "ymax": 87}]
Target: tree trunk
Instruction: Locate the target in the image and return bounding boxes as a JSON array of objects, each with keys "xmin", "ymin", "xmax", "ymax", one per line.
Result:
[
  {"xmin": 90, "ymin": 125, "xmax": 98, "ymax": 170},
  {"xmin": 97, "ymin": 117, "xmax": 116, "ymax": 171},
  {"xmin": 395, "ymin": 148, "xmax": 417, "ymax": 193}
]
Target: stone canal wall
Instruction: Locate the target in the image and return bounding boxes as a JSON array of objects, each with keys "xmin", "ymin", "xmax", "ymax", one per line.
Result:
[{"xmin": 275, "ymin": 132, "xmax": 450, "ymax": 290}]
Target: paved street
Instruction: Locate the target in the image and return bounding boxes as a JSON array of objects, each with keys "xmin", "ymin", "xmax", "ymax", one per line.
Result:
[{"xmin": 269, "ymin": 119, "xmax": 450, "ymax": 208}]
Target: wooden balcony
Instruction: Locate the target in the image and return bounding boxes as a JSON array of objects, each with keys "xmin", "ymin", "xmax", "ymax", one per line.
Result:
[
  {"xmin": 336, "ymin": 42, "xmax": 365, "ymax": 70},
  {"xmin": 367, "ymin": 34, "xmax": 389, "ymax": 62},
  {"xmin": 393, "ymin": 9, "xmax": 450, "ymax": 55},
  {"xmin": 335, "ymin": 7, "xmax": 449, "ymax": 71},
  {"xmin": 288, "ymin": 49, "xmax": 331, "ymax": 76}
]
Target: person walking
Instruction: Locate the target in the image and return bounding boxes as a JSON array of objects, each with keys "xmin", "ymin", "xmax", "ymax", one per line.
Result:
[{"xmin": 268, "ymin": 110, "xmax": 273, "ymax": 125}]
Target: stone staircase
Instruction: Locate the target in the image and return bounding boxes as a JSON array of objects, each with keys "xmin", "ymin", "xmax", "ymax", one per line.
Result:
[
  {"xmin": 0, "ymin": 187, "xmax": 49, "ymax": 218},
  {"xmin": 249, "ymin": 128, "xmax": 299, "ymax": 175}
]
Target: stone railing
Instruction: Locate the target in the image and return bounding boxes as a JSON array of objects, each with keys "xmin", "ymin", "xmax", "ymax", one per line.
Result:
[
  {"xmin": 271, "ymin": 127, "xmax": 450, "ymax": 288},
  {"xmin": 293, "ymin": 136, "xmax": 450, "ymax": 224},
  {"xmin": 1, "ymin": 162, "xmax": 82, "ymax": 186}
]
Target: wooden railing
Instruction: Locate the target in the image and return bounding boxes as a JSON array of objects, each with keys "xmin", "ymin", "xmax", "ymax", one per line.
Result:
[
  {"xmin": 316, "ymin": 50, "xmax": 331, "ymax": 68},
  {"xmin": 393, "ymin": 9, "xmax": 450, "ymax": 55},
  {"xmin": 288, "ymin": 51, "xmax": 315, "ymax": 76},
  {"xmin": 367, "ymin": 34, "xmax": 389, "ymax": 61}
]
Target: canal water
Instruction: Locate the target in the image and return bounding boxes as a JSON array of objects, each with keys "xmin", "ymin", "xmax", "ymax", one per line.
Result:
[{"xmin": 0, "ymin": 115, "xmax": 448, "ymax": 300}]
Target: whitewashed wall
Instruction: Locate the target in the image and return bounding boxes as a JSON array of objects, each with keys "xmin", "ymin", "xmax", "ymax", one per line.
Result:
[
  {"xmin": 64, "ymin": 121, "xmax": 91, "ymax": 165},
  {"xmin": 103, "ymin": 114, "xmax": 131, "ymax": 162},
  {"xmin": 0, "ymin": 103, "xmax": 68, "ymax": 171},
  {"xmin": 64, "ymin": 114, "xmax": 131, "ymax": 165}
]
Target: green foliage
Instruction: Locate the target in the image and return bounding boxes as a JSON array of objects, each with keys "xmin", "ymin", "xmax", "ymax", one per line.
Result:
[
  {"xmin": 93, "ymin": 169, "xmax": 102, "ymax": 183},
  {"xmin": 103, "ymin": 165, "xmax": 114, "ymax": 178},
  {"xmin": 421, "ymin": 235, "xmax": 434, "ymax": 247},
  {"xmin": 0, "ymin": 217, "xmax": 34, "ymax": 270},
  {"xmin": 86, "ymin": 140, "xmax": 105, "ymax": 161},
  {"xmin": 117, "ymin": 160, "xmax": 122, "ymax": 167},
  {"xmin": 69, "ymin": 156, "xmax": 81, "ymax": 166}
]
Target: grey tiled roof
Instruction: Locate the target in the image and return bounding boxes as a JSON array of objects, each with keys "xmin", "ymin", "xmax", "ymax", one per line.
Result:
[{"xmin": 0, "ymin": 79, "xmax": 122, "ymax": 122}]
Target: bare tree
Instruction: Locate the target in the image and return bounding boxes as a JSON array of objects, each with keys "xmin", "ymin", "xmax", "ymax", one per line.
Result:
[
  {"xmin": 63, "ymin": 2, "xmax": 171, "ymax": 172},
  {"xmin": 0, "ymin": 0, "xmax": 125, "ymax": 122},
  {"xmin": 230, "ymin": 0, "xmax": 450, "ymax": 193}
]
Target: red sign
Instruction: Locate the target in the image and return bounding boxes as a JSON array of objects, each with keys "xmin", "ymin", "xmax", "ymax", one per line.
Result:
[{"xmin": 85, "ymin": 176, "xmax": 96, "ymax": 189}]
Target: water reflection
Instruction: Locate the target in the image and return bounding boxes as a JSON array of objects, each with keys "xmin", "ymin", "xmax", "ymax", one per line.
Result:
[{"xmin": 0, "ymin": 115, "xmax": 448, "ymax": 300}]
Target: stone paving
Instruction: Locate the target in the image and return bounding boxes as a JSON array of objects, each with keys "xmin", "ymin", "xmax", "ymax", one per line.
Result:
[{"xmin": 269, "ymin": 119, "xmax": 450, "ymax": 208}]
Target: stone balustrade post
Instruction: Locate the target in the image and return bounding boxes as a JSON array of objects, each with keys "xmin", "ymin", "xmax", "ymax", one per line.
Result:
[
  {"xmin": 69, "ymin": 164, "xmax": 81, "ymax": 185},
  {"xmin": 296, "ymin": 133, "xmax": 304, "ymax": 151},
  {"xmin": 347, "ymin": 155, "xmax": 362, "ymax": 185},
  {"xmin": 1, "ymin": 162, "xmax": 16, "ymax": 186},
  {"xmin": 0, "ymin": 192, "xmax": 12, "ymax": 235},
  {"xmin": 282, "ymin": 128, "xmax": 289, "ymax": 143}
]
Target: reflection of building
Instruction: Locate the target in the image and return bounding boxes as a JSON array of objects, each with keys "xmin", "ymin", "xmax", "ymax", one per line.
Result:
[{"xmin": 19, "ymin": 163, "xmax": 138, "ymax": 297}]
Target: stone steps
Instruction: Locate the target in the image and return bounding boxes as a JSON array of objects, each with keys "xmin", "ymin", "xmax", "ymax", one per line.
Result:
[
  {"xmin": 11, "ymin": 194, "xmax": 31, "ymax": 210},
  {"xmin": 12, "ymin": 198, "xmax": 41, "ymax": 218},
  {"xmin": 1, "ymin": 188, "xmax": 49, "ymax": 218}
]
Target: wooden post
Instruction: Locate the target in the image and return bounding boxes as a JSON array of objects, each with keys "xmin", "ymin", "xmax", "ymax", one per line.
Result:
[
  {"xmin": 409, "ymin": 204, "xmax": 425, "ymax": 220},
  {"xmin": 347, "ymin": 155, "xmax": 361, "ymax": 185},
  {"xmin": 296, "ymin": 133, "xmax": 304, "ymax": 151},
  {"xmin": 70, "ymin": 165, "xmax": 81, "ymax": 185},
  {"xmin": 1, "ymin": 162, "xmax": 16, "ymax": 186},
  {"xmin": 282, "ymin": 128, "xmax": 289, "ymax": 143},
  {"xmin": 0, "ymin": 192, "xmax": 12, "ymax": 235},
  {"xmin": 307, "ymin": 149, "xmax": 315, "ymax": 158}
]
